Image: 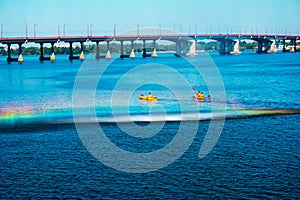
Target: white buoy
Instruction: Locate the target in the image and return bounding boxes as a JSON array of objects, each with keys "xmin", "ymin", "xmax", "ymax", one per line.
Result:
[
  {"xmin": 79, "ymin": 51, "xmax": 85, "ymax": 60},
  {"xmin": 18, "ymin": 54, "xmax": 24, "ymax": 63},
  {"xmin": 151, "ymin": 48, "xmax": 157, "ymax": 57},
  {"xmin": 50, "ymin": 52, "xmax": 56, "ymax": 61},
  {"xmin": 105, "ymin": 50, "xmax": 111, "ymax": 59},
  {"xmin": 129, "ymin": 49, "xmax": 135, "ymax": 58}
]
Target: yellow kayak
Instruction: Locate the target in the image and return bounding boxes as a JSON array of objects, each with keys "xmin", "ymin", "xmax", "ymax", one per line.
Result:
[
  {"xmin": 139, "ymin": 94, "xmax": 158, "ymax": 101},
  {"xmin": 193, "ymin": 95, "xmax": 205, "ymax": 101}
]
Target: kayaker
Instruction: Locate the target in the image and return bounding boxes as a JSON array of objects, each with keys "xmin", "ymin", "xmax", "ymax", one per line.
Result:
[
  {"xmin": 147, "ymin": 92, "xmax": 152, "ymax": 99},
  {"xmin": 199, "ymin": 92, "xmax": 205, "ymax": 99}
]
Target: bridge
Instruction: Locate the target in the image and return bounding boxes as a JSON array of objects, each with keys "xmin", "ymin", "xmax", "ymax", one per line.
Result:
[{"xmin": 0, "ymin": 32, "xmax": 299, "ymax": 62}]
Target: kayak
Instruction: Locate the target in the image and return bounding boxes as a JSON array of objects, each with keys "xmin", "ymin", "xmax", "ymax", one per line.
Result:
[
  {"xmin": 193, "ymin": 95, "xmax": 205, "ymax": 101},
  {"xmin": 140, "ymin": 94, "xmax": 158, "ymax": 101},
  {"xmin": 139, "ymin": 94, "xmax": 158, "ymax": 101}
]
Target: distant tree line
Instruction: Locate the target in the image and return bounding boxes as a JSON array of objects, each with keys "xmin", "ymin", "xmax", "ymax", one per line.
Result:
[
  {"xmin": 0, "ymin": 41, "xmax": 258, "ymax": 56},
  {"xmin": 239, "ymin": 41, "xmax": 258, "ymax": 50}
]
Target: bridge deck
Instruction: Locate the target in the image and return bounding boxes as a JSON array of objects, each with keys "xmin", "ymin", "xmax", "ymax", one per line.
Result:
[{"xmin": 0, "ymin": 33, "xmax": 299, "ymax": 44}]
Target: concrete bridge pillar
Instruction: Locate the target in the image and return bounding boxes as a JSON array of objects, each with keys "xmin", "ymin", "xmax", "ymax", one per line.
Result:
[
  {"xmin": 68, "ymin": 42, "xmax": 81, "ymax": 60},
  {"xmin": 257, "ymin": 41, "xmax": 263, "ymax": 53},
  {"xmin": 120, "ymin": 41, "xmax": 124, "ymax": 55},
  {"xmin": 129, "ymin": 40, "xmax": 135, "ymax": 58},
  {"xmin": 39, "ymin": 43, "xmax": 44, "ymax": 61},
  {"xmin": 95, "ymin": 41, "xmax": 100, "ymax": 59},
  {"xmin": 6, "ymin": 43, "xmax": 23, "ymax": 62},
  {"xmin": 151, "ymin": 40, "xmax": 157, "ymax": 57},
  {"xmin": 219, "ymin": 39, "xmax": 240, "ymax": 55},
  {"xmin": 282, "ymin": 39, "xmax": 297, "ymax": 53},
  {"xmin": 69, "ymin": 42, "xmax": 73, "ymax": 60},
  {"xmin": 7, "ymin": 43, "xmax": 12, "ymax": 62},
  {"xmin": 182, "ymin": 41, "xmax": 189, "ymax": 55},
  {"xmin": 129, "ymin": 49, "xmax": 135, "ymax": 58},
  {"xmin": 142, "ymin": 40, "xmax": 146, "ymax": 58},
  {"xmin": 219, "ymin": 39, "xmax": 235, "ymax": 55},
  {"xmin": 106, "ymin": 41, "xmax": 111, "ymax": 59},
  {"xmin": 17, "ymin": 43, "xmax": 23, "ymax": 63},
  {"xmin": 142, "ymin": 40, "xmax": 146, "ymax": 57},
  {"xmin": 294, "ymin": 40, "xmax": 299, "ymax": 52},
  {"xmin": 186, "ymin": 40, "xmax": 197, "ymax": 56},
  {"xmin": 151, "ymin": 48, "xmax": 157, "ymax": 58},
  {"xmin": 219, "ymin": 40, "xmax": 226, "ymax": 55},
  {"xmin": 267, "ymin": 40, "xmax": 277, "ymax": 53},
  {"xmin": 290, "ymin": 39, "xmax": 296, "ymax": 52},
  {"xmin": 131, "ymin": 40, "xmax": 134, "ymax": 50},
  {"xmin": 282, "ymin": 39, "xmax": 286, "ymax": 52},
  {"xmin": 50, "ymin": 42, "xmax": 56, "ymax": 61},
  {"xmin": 230, "ymin": 39, "xmax": 241, "ymax": 55},
  {"xmin": 39, "ymin": 42, "xmax": 56, "ymax": 62},
  {"xmin": 175, "ymin": 40, "xmax": 182, "ymax": 56},
  {"xmin": 79, "ymin": 42, "xmax": 84, "ymax": 60},
  {"xmin": 256, "ymin": 39, "xmax": 271, "ymax": 54}
]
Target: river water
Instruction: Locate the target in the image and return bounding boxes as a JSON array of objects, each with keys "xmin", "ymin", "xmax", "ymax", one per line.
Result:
[{"xmin": 0, "ymin": 52, "xmax": 299, "ymax": 198}]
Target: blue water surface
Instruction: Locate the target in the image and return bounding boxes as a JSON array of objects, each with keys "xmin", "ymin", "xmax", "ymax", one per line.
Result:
[{"xmin": 0, "ymin": 52, "xmax": 299, "ymax": 198}]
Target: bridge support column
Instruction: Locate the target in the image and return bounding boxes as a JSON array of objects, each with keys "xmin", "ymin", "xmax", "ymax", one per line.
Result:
[
  {"xmin": 220, "ymin": 40, "xmax": 226, "ymax": 55},
  {"xmin": 131, "ymin": 40, "xmax": 134, "ymax": 50},
  {"xmin": 142, "ymin": 40, "xmax": 146, "ymax": 57},
  {"xmin": 182, "ymin": 41, "xmax": 189, "ymax": 55},
  {"xmin": 230, "ymin": 39, "xmax": 241, "ymax": 55},
  {"xmin": 186, "ymin": 40, "xmax": 197, "ymax": 56},
  {"xmin": 120, "ymin": 41, "xmax": 132, "ymax": 58},
  {"xmin": 120, "ymin": 41, "xmax": 124, "ymax": 56},
  {"xmin": 79, "ymin": 42, "xmax": 84, "ymax": 60},
  {"xmin": 129, "ymin": 41, "xmax": 135, "ymax": 58},
  {"xmin": 219, "ymin": 39, "xmax": 238, "ymax": 55},
  {"xmin": 267, "ymin": 40, "xmax": 277, "ymax": 53},
  {"xmin": 39, "ymin": 43, "xmax": 44, "ymax": 61},
  {"xmin": 256, "ymin": 39, "xmax": 271, "ymax": 54},
  {"xmin": 7, "ymin": 43, "xmax": 12, "ymax": 62},
  {"xmin": 6, "ymin": 43, "xmax": 22, "ymax": 63},
  {"xmin": 17, "ymin": 43, "xmax": 23, "ymax": 63},
  {"xmin": 290, "ymin": 39, "xmax": 296, "ymax": 52},
  {"xmin": 105, "ymin": 41, "xmax": 111, "ymax": 59},
  {"xmin": 95, "ymin": 41, "xmax": 100, "ymax": 59},
  {"xmin": 143, "ymin": 40, "xmax": 146, "ymax": 50},
  {"xmin": 69, "ymin": 42, "xmax": 73, "ymax": 60},
  {"xmin": 175, "ymin": 40, "xmax": 182, "ymax": 56},
  {"xmin": 282, "ymin": 39, "xmax": 287, "ymax": 52},
  {"xmin": 142, "ymin": 40, "xmax": 151, "ymax": 58},
  {"xmin": 151, "ymin": 40, "xmax": 157, "ymax": 57},
  {"xmin": 39, "ymin": 42, "xmax": 56, "ymax": 61},
  {"xmin": 295, "ymin": 40, "xmax": 299, "ymax": 52},
  {"xmin": 50, "ymin": 43, "xmax": 56, "ymax": 61},
  {"xmin": 257, "ymin": 41, "xmax": 263, "ymax": 53},
  {"xmin": 142, "ymin": 40, "xmax": 147, "ymax": 58},
  {"xmin": 219, "ymin": 40, "xmax": 232, "ymax": 55}
]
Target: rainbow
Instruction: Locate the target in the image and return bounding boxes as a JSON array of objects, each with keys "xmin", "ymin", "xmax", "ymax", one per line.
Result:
[{"xmin": 1, "ymin": 105, "xmax": 299, "ymax": 129}]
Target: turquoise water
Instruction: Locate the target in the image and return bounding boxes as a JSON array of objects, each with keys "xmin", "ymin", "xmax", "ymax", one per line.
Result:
[
  {"xmin": 1, "ymin": 53, "xmax": 299, "ymax": 125},
  {"xmin": 0, "ymin": 52, "xmax": 299, "ymax": 198}
]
